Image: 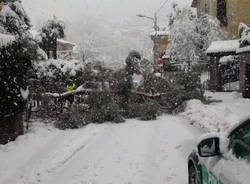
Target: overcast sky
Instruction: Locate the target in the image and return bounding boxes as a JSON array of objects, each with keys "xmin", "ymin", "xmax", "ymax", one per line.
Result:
[
  {"xmin": 22, "ymin": 0, "xmax": 192, "ymax": 28},
  {"xmin": 22, "ymin": 0, "xmax": 192, "ymax": 63}
]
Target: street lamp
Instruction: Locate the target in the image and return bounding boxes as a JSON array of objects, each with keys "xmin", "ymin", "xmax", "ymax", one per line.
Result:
[
  {"xmin": 136, "ymin": 13, "xmax": 158, "ymax": 33},
  {"xmin": 136, "ymin": 0, "xmax": 169, "ymax": 33}
]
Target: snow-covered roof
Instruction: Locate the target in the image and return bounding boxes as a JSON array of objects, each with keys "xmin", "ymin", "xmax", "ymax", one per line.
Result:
[
  {"xmin": 57, "ymin": 39, "xmax": 76, "ymax": 46},
  {"xmin": 236, "ymin": 46, "xmax": 250, "ymax": 54},
  {"xmin": 150, "ymin": 30, "xmax": 169, "ymax": 36},
  {"xmin": 0, "ymin": 33, "xmax": 15, "ymax": 47},
  {"xmin": 206, "ymin": 40, "xmax": 239, "ymax": 55}
]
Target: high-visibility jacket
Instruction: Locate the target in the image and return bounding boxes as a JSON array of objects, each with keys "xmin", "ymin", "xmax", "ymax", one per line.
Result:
[{"xmin": 67, "ymin": 83, "xmax": 76, "ymax": 92}]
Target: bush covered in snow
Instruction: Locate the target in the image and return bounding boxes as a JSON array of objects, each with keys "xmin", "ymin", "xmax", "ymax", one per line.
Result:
[
  {"xmin": 0, "ymin": 0, "xmax": 38, "ymax": 118},
  {"xmin": 34, "ymin": 59, "xmax": 85, "ymax": 79}
]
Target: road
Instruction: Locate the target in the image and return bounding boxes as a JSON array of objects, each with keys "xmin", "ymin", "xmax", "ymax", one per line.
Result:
[{"xmin": 0, "ymin": 115, "xmax": 203, "ymax": 184}]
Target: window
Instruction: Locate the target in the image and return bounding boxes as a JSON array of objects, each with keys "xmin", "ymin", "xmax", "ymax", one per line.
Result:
[
  {"xmin": 229, "ymin": 120, "xmax": 250, "ymax": 162},
  {"xmin": 217, "ymin": 0, "xmax": 227, "ymax": 26},
  {"xmin": 205, "ymin": 3, "xmax": 209, "ymax": 14}
]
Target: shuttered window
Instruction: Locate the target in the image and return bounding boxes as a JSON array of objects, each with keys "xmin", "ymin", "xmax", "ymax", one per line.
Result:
[{"xmin": 217, "ymin": 0, "xmax": 227, "ymax": 26}]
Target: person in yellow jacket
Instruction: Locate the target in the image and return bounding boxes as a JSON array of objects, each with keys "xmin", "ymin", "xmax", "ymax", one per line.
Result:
[
  {"xmin": 66, "ymin": 79, "xmax": 76, "ymax": 92},
  {"xmin": 66, "ymin": 79, "xmax": 76, "ymax": 104}
]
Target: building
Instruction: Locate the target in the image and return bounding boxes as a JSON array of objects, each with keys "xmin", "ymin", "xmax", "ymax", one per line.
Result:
[
  {"xmin": 206, "ymin": 23, "xmax": 250, "ymax": 98},
  {"xmin": 191, "ymin": 0, "xmax": 250, "ymax": 39},
  {"xmin": 150, "ymin": 31, "xmax": 169, "ymax": 64},
  {"xmin": 206, "ymin": 40, "xmax": 240, "ymax": 91},
  {"xmin": 56, "ymin": 39, "xmax": 76, "ymax": 60},
  {"xmin": 30, "ymin": 30, "xmax": 76, "ymax": 60}
]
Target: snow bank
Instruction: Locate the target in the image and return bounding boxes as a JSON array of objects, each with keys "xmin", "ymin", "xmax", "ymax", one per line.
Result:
[
  {"xmin": 0, "ymin": 121, "xmax": 105, "ymax": 184},
  {"xmin": 0, "ymin": 116, "xmax": 202, "ymax": 184},
  {"xmin": 182, "ymin": 92, "xmax": 250, "ymax": 132}
]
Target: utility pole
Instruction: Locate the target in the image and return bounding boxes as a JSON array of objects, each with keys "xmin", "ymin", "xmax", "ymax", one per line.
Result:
[{"xmin": 136, "ymin": 0, "xmax": 169, "ymax": 33}]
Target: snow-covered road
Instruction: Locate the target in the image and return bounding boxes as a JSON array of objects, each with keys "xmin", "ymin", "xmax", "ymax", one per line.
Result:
[{"xmin": 0, "ymin": 115, "xmax": 202, "ymax": 184}]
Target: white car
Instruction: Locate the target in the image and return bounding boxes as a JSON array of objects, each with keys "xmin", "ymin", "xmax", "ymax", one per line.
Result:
[{"xmin": 188, "ymin": 117, "xmax": 250, "ymax": 184}]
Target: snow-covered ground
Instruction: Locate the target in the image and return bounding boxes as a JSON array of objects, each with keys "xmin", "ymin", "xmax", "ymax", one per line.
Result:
[
  {"xmin": 2, "ymin": 91, "xmax": 250, "ymax": 184},
  {"xmin": 0, "ymin": 116, "xmax": 202, "ymax": 184},
  {"xmin": 183, "ymin": 91, "xmax": 250, "ymax": 132}
]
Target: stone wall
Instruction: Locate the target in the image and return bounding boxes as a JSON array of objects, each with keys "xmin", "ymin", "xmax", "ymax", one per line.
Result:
[{"xmin": 0, "ymin": 113, "xmax": 23, "ymax": 144}]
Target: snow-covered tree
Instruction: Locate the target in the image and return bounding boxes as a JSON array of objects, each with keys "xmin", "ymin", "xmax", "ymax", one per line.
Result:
[
  {"xmin": 0, "ymin": 1, "xmax": 37, "ymax": 121},
  {"xmin": 238, "ymin": 23, "xmax": 250, "ymax": 47},
  {"xmin": 0, "ymin": 0, "xmax": 31, "ymax": 36},
  {"xmin": 40, "ymin": 17, "xmax": 65, "ymax": 59},
  {"xmin": 167, "ymin": 4, "xmax": 224, "ymax": 69}
]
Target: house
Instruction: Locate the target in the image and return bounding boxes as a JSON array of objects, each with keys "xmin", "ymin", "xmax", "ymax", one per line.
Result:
[
  {"xmin": 150, "ymin": 30, "xmax": 169, "ymax": 64},
  {"xmin": 206, "ymin": 40, "xmax": 240, "ymax": 91},
  {"xmin": 193, "ymin": 0, "xmax": 250, "ymax": 94},
  {"xmin": 30, "ymin": 30, "xmax": 76, "ymax": 60},
  {"xmin": 206, "ymin": 23, "xmax": 250, "ymax": 98},
  {"xmin": 191, "ymin": 0, "xmax": 250, "ymax": 39},
  {"xmin": 56, "ymin": 39, "xmax": 76, "ymax": 60}
]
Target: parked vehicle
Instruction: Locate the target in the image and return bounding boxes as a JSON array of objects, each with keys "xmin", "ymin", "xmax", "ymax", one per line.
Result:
[{"xmin": 188, "ymin": 117, "xmax": 250, "ymax": 184}]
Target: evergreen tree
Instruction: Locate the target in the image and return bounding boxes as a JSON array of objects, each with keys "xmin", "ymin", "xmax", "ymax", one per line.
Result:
[
  {"xmin": 0, "ymin": 0, "xmax": 31, "ymax": 36},
  {"xmin": 0, "ymin": 1, "xmax": 37, "ymax": 124},
  {"xmin": 40, "ymin": 17, "xmax": 65, "ymax": 59}
]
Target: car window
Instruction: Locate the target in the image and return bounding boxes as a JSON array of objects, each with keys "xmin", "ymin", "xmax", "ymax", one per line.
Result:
[{"xmin": 229, "ymin": 120, "xmax": 250, "ymax": 162}]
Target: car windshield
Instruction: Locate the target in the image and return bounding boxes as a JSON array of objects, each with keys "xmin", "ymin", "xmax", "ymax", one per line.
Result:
[{"xmin": 229, "ymin": 120, "xmax": 250, "ymax": 161}]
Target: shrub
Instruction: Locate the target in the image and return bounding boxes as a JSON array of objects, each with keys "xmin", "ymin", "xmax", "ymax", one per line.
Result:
[
  {"xmin": 55, "ymin": 104, "xmax": 86, "ymax": 129},
  {"xmin": 137, "ymin": 100, "xmax": 159, "ymax": 121},
  {"xmin": 84, "ymin": 91, "xmax": 125, "ymax": 124}
]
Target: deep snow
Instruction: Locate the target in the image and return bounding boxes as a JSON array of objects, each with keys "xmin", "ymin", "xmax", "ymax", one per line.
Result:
[
  {"xmin": 0, "ymin": 116, "xmax": 202, "ymax": 184},
  {"xmin": 2, "ymin": 92, "xmax": 250, "ymax": 183},
  {"xmin": 183, "ymin": 91, "xmax": 250, "ymax": 132}
]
